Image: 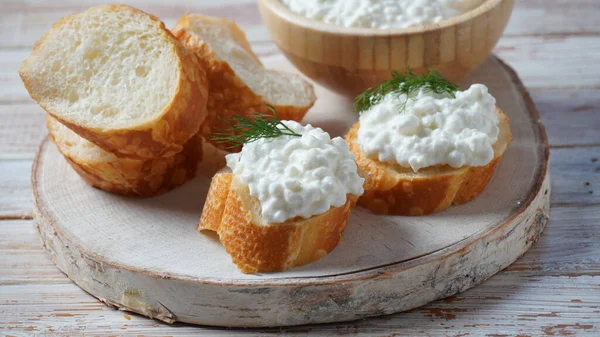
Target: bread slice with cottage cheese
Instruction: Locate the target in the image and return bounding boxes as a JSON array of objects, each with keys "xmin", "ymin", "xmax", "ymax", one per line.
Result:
[
  {"xmin": 47, "ymin": 116, "xmax": 202, "ymax": 197},
  {"xmin": 346, "ymin": 108, "xmax": 512, "ymax": 216},
  {"xmin": 198, "ymin": 169, "xmax": 357, "ymax": 274},
  {"xmin": 171, "ymin": 14, "xmax": 316, "ymax": 151},
  {"xmin": 20, "ymin": 5, "xmax": 209, "ymax": 160}
]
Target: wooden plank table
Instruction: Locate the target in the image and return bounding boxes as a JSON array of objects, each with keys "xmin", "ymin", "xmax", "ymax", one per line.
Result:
[{"xmin": 1, "ymin": 0, "xmax": 599, "ymax": 335}]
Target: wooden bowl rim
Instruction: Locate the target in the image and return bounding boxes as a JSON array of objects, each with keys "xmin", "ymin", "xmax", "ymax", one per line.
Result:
[{"xmin": 259, "ymin": 0, "xmax": 507, "ymax": 36}]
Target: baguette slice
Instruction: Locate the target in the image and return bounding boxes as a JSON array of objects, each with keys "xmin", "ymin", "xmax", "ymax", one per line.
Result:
[
  {"xmin": 172, "ymin": 14, "xmax": 316, "ymax": 150},
  {"xmin": 47, "ymin": 117, "xmax": 202, "ymax": 197},
  {"xmin": 198, "ymin": 171, "xmax": 357, "ymax": 273},
  {"xmin": 346, "ymin": 109, "xmax": 512, "ymax": 216},
  {"xmin": 21, "ymin": 5, "xmax": 209, "ymax": 159}
]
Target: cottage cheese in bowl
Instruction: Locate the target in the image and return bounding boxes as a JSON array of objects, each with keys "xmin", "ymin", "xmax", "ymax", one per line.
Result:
[
  {"xmin": 226, "ymin": 121, "xmax": 364, "ymax": 224},
  {"xmin": 280, "ymin": 0, "xmax": 486, "ymax": 29},
  {"xmin": 357, "ymin": 84, "xmax": 500, "ymax": 171}
]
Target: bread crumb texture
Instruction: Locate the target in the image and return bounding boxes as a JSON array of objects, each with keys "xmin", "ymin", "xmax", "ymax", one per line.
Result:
[
  {"xmin": 20, "ymin": 5, "xmax": 209, "ymax": 159},
  {"xmin": 172, "ymin": 14, "xmax": 316, "ymax": 151}
]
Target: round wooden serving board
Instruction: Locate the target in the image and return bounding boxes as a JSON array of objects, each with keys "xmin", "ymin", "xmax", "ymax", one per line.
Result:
[{"xmin": 33, "ymin": 55, "xmax": 550, "ymax": 328}]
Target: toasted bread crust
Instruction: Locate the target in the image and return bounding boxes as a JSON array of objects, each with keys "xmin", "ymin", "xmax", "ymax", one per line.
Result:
[
  {"xmin": 48, "ymin": 117, "xmax": 202, "ymax": 197},
  {"xmin": 346, "ymin": 109, "xmax": 512, "ymax": 215},
  {"xmin": 199, "ymin": 173, "xmax": 357, "ymax": 273},
  {"xmin": 172, "ymin": 15, "xmax": 314, "ymax": 151},
  {"xmin": 20, "ymin": 5, "xmax": 209, "ymax": 160}
]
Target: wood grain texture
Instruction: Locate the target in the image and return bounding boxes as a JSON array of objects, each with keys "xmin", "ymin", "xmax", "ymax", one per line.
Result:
[
  {"xmin": 2, "ymin": 206, "xmax": 597, "ymax": 334},
  {"xmin": 550, "ymin": 147, "xmax": 600, "ymax": 205},
  {"xmin": 4, "ymin": 40, "xmax": 600, "ymax": 104},
  {"xmin": 30, "ymin": 56, "xmax": 550, "ymax": 327},
  {"xmin": 495, "ymin": 36, "xmax": 600, "ymax": 88},
  {"xmin": 0, "ymin": 49, "xmax": 30, "ymax": 104},
  {"xmin": 2, "ymin": 0, "xmax": 598, "ymax": 50},
  {"xmin": 0, "ymin": 0, "xmax": 269, "ymax": 48},
  {"xmin": 530, "ymin": 89, "xmax": 600, "ymax": 147},
  {"xmin": 1, "ymin": 275, "xmax": 598, "ymax": 336},
  {"xmin": 0, "ymin": 104, "xmax": 46, "ymax": 160},
  {"xmin": 1, "ymin": 0, "xmax": 599, "ymax": 335},
  {"xmin": 33, "ymin": 174, "xmax": 550, "ymax": 327},
  {"xmin": 0, "ymin": 220, "xmax": 65, "ymax": 284},
  {"xmin": 0, "ymin": 160, "xmax": 34, "ymax": 218},
  {"xmin": 5, "ymin": 206, "xmax": 599, "ymax": 283},
  {"xmin": 505, "ymin": 205, "xmax": 600, "ymax": 274},
  {"xmin": 505, "ymin": 0, "xmax": 600, "ymax": 36},
  {"xmin": 258, "ymin": 0, "xmax": 514, "ymax": 95}
]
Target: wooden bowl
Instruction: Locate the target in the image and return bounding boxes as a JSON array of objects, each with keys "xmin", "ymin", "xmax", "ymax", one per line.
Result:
[{"xmin": 258, "ymin": 0, "xmax": 514, "ymax": 96}]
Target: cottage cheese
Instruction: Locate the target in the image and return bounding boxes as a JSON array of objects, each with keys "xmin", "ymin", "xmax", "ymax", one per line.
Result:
[
  {"xmin": 226, "ymin": 121, "xmax": 364, "ymax": 224},
  {"xmin": 280, "ymin": 0, "xmax": 485, "ymax": 29},
  {"xmin": 357, "ymin": 84, "xmax": 499, "ymax": 171}
]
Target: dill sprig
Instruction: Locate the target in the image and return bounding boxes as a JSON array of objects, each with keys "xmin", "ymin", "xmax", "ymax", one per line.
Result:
[
  {"xmin": 353, "ymin": 69, "xmax": 460, "ymax": 113},
  {"xmin": 210, "ymin": 106, "xmax": 301, "ymax": 148}
]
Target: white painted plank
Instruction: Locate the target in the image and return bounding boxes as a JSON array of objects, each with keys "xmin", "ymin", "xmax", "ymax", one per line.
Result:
[
  {"xmin": 550, "ymin": 147, "xmax": 600, "ymax": 205},
  {"xmin": 1, "ymin": 208, "xmax": 597, "ymax": 333},
  {"xmin": 0, "ymin": 220, "xmax": 66, "ymax": 284},
  {"xmin": 494, "ymin": 36, "xmax": 600, "ymax": 88},
  {"xmin": 0, "ymin": 104, "xmax": 46, "ymax": 160},
  {"xmin": 2, "ymin": 0, "xmax": 600, "ymax": 49},
  {"xmin": 531, "ymin": 89, "xmax": 600, "ymax": 147},
  {"xmin": 1, "ymin": 275, "xmax": 598, "ymax": 336},
  {"xmin": 0, "ymin": 160, "xmax": 33, "ymax": 218},
  {"xmin": 3, "ymin": 206, "xmax": 599, "ymax": 284},
  {"xmin": 0, "ymin": 0, "xmax": 269, "ymax": 48},
  {"xmin": 0, "ymin": 49, "xmax": 29, "ymax": 104},
  {"xmin": 507, "ymin": 205, "xmax": 600, "ymax": 273},
  {"xmin": 505, "ymin": 0, "xmax": 600, "ymax": 36},
  {"xmin": 1, "ymin": 0, "xmax": 599, "ymax": 335}
]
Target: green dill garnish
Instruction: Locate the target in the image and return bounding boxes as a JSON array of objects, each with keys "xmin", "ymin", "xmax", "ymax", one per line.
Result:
[
  {"xmin": 353, "ymin": 69, "xmax": 460, "ymax": 113},
  {"xmin": 210, "ymin": 105, "xmax": 301, "ymax": 148}
]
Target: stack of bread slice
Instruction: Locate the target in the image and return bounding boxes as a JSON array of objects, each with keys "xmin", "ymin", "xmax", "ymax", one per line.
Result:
[
  {"xmin": 20, "ymin": 5, "xmax": 316, "ymax": 196},
  {"xmin": 20, "ymin": 5, "xmax": 209, "ymax": 160},
  {"xmin": 46, "ymin": 117, "xmax": 202, "ymax": 196},
  {"xmin": 172, "ymin": 14, "xmax": 316, "ymax": 151},
  {"xmin": 20, "ymin": 5, "xmax": 209, "ymax": 196}
]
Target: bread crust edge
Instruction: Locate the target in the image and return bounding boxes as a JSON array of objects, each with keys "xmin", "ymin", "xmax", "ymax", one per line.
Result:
[
  {"xmin": 198, "ymin": 172, "xmax": 357, "ymax": 273},
  {"xmin": 172, "ymin": 15, "xmax": 314, "ymax": 152},
  {"xmin": 47, "ymin": 116, "xmax": 202, "ymax": 197},
  {"xmin": 19, "ymin": 4, "xmax": 210, "ymax": 160},
  {"xmin": 346, "ymin": 109, "xmax": 513, "ymax": 215}
]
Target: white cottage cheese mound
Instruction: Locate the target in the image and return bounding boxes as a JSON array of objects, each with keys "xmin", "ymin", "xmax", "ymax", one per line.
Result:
[
  {"xmin": 226, "ymin": 121, "xmax": 364, "ymax": 224},
  {"xmin": 357, "ymin": 84, "xmax": 499, "ymax": 172},
  {"xmin": 281, "ymin": 0, "xmax": 485, "ymax": 29}
]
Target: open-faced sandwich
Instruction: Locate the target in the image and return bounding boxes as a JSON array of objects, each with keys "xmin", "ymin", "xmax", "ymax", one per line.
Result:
[
  {"xmin": 199, "ymin": 112, "xmax": 364, "ymax": 273},
  {"xmin": 172, "ymin": 14, "xmax": 316, "ymax": 151},
  {"xmin": 346, "ymin": 71, "xmax": 512, "ymax": 215}
]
